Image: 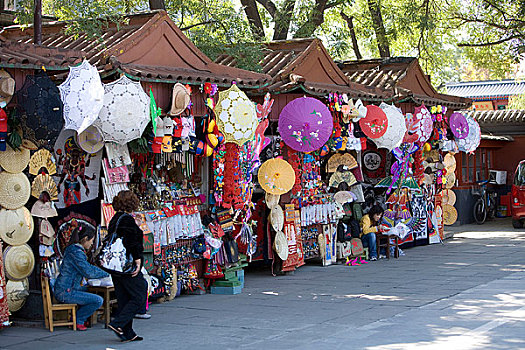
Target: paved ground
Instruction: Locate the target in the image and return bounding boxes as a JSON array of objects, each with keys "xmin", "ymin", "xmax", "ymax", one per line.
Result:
[{"xmin": 1, "ymin": 218, "xmax": 525, "ymax": 350}]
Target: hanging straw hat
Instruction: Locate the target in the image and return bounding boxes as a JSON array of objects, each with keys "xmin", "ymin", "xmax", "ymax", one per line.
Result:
[
  {"xmin": 76, "ymin": 125, "xmax": 104, "ymax": 154},
  {"xmin": 442, "ymin": 189, "xmax": 456, "ymax": 206},
  {"xmin": 6, "ymin": 278, "xmax": 29, "ymax": 312},
  {"xmin": 29, "ymin": 148, "xmax": 56, "ymax": 176},
  {"xmin": 30, "ymin": 199, "xmax": 58, "ymax": 218},
  {"xmin": 3, "ymin": 244, "xmax": 35, "ymax": 281},
  {"xmin": 168, "ymin": 83, "xmax": 191, "ymax": 116},
  {"xmin": 443, "ymin": 153, "xmax": 456, "ymax": 172},
  {"xmin": 21, "ymin": 139, "xmax": 38, "ymax": 151},
  {"xmin": 442, "ymin": 204, "xmax": 458, "ymax": 225},
  {"xmin": 265, "ymin": 193, "xmax": 280, "ymax": 210},
  {"xmin": 273, "ymin": 230, "xmax": 288, "ymax": 261},
  {"xmin": 31, "ymin": 173, "xmax": 58, "ymax": 201},
  {"xmin": 0, "ymin": 69, "xmax": 15, "ymax": 107},
  {"xmin": 0, "ymin": 145, "xmax": 30, "ymax": 173},
  {"xmin": 445, "ymin": 172, "xmax": 456, "ymax": 189},
  {"xmin": 0, "ymin": 207, "xmax": 34, "ymax": 246},
  {"xmin": 0, "ymin": 172, "xmax": 31, "ymax": 210},
  {"xmin": 270, "ymin": 205, "xmax": 284, "ymax": 232}
]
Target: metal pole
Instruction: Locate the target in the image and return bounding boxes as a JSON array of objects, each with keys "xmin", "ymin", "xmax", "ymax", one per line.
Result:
[{"xmin": 34, "ymin": 0, "xmax": 42, "ymax": 45}]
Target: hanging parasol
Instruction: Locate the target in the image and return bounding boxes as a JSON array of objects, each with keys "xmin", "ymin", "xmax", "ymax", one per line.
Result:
[
  {"xmin": 214, "ymin": 84, "xmax": 258, "ymax": 146},
  {"xmin": 457, "ymin": 117, "xmax": 481, "ymax": 153},
  {"xmin": 372, "ymin": 103, "xmax": 407, "ymax": 151},
  {"xmin": 58, "ymin": 60, "xmax": 104, "ymax": 134},
  {"xmin": 326, "ymin": 153, "xmax": 358, "ymax": 173},
  {"xmin": 359, "ymin": 105, "xmax": 388, "ymax": 139},
  {"xmin": 16, "ymin": 71, "xmax": 64, "ymax": 149},
  {"xmin": 278, "ymin": 97, "xmax": 333, "ymax": 153},
  {"xmin": 414, "ymin": 105, "xmax": 433, "ymax": 143},
  {"xmin": 449, "ymin": 112, "xmax": 469, "ymax": 139},
  {"xmin": 333, "ymin": 191, "xmax": 357, "ymax": 204},
  {"xmin": 93, "ymin": 75, "xmax": 150, "ymax": 144},
  {"xmin": 258, "ymin": 158, "xmax": 295, "ymax": 195},
  {"xmin": 329, "ymin": 171, "xmax": 357, "ymax": 188}
]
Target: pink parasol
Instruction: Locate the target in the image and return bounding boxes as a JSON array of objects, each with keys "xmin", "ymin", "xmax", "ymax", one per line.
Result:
[
  {"xmin": 359, "ymin": 105, "xmax": 388, "ymax": 139},
  {"xmin": 414, "ymin": 105, "xmax": 433, "ymax": 143},
  {"xmin": 449, "ymin": 112, "xmax": 469, "ymax": 139},
  {"xmin": 278, "ymin": 97, "xmax": 333, "ymax": 153}
]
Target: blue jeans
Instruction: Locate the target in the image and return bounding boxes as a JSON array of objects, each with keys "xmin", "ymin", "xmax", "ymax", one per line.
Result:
[
  {"xmin": 361, "ymin": 232, "xmax": 377, "ymax": 259},
  {"xmin": 55, "ymin": 290, "xmax": 103, "ymax": 325}
]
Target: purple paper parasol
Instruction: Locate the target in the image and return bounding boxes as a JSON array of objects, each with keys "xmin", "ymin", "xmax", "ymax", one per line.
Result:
[
  {"xmin": 278, "ymin": 97, "xmax": 333, "ymax": 153},
  {"xmin": 449, "ymin": 112, "xmax": 469, "ymax": 139}
]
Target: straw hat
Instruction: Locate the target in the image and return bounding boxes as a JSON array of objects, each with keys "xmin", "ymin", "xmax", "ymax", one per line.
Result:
[
  {"xmin": 6, "ymin": 278, "xmax": 29, "ymax": 312},
  {"xmin": 3, "ymin": 244, "xmax": 35, "ymax": 281},
  {"xmin": 76, "ymin": 125, "xmax": 104, "ymax": 154},
  {"xmin": 21, "ymin": 139, "xmax": 38, "ymax": 151},
  {"xmin": 445, "ymin": 172, "xmax": 456, "ymax": 189},
  {"xmin": 0, "ymin": 172, "xmax": 31, "ymax": 210},
  {"xmin": 442, "ymin": 204, "xmax": 458, "ymax": 225},
  {"xmin": 442, "ymin": 189, "xmax": 456, "ymax": 206},
  {"xmin": 0, "ymin": 207, "xmax": 34, "ymax": 246},
  {"xmin": 0, "ymin": 145, "xmax": 30, "ymax": 173},
  {"xmin": 265, "ymin": 193, "xmax": 280, "ymax": 210},
  {"xmin": 29, "ymin": 148, "xmax": 56, "ymax": 176},
  {"xmin": 318, "ymin": 233, "xmax": 326, "ymax": 260},
  {"xmin": 30, "ymin": 199, "xmax": 58, "ymax": 218},
  {"xmin": 443, "ymin": 153, "xmax": 456, "ymax": 172},
  {"xmin": 168, "ymin": 83, "xmax": 191, "ymax": 116},
  {"xmin": 273, "ymin": 230, "xmax": 288, "ymax": 261},
  {"xmin": 0, "ymin": 69, "xmax": 15, "ymax": 107},
  {"xmin": 270, "ymin": 205, "xmax": 284, "ymax": 232}
]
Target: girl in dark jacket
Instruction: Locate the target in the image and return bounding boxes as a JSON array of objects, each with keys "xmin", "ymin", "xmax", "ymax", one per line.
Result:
[{"xmin": 107, "ymin": 190, "xmax": 147, "ymax": 342}]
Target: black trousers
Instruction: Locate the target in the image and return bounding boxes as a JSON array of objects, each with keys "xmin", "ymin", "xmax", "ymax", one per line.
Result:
[{"xmin": 110, "ymin": 273, "xmax": 148, "ymax": 339}]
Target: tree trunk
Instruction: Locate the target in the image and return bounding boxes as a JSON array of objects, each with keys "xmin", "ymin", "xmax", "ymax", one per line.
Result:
[
  {"xmin": 149, "ymin": 0, "xmax": 166, "ymax": 10},
  {"xmin": 241, "ymin": 0, "xmax": 265, "ymax": 40},
  {"xmin": 294, "ymin": 0, "xmax": 328, "ymax": 38},
  {"xmin": 340, "ymin": 12, "xmax": 362, "ymax": 60},
  {"xmin": 34, "ymin": 0, "xmax": 42, "ymax": 45},
  {"xmin": 367, "ymin": 0, "xmax": 390, "ymax": 57},
  {"xmin": 272, "ymin": 0, "xmax": 295, "ymax": 40}
]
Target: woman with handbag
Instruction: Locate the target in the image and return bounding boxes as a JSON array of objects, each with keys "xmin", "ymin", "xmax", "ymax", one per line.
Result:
[{"xmin": 107, "ymin": 190, "xmax": 147, "ymax": 342}]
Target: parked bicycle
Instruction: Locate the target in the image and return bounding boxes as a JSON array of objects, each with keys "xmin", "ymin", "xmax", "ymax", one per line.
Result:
[{"xmin": 472, "ymin": 180, "xmax": 497, "ymax": 224}]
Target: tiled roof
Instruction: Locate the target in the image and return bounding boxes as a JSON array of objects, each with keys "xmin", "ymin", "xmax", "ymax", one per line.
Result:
[
  {"xmin": 0, "ymin": 11, "xmax": 270, "ymax": 88},
  {"xmin": 445, "ymin": 80, "xmax": 525, "ymax": 100},
  {"xmin": 215, "ymin": 38, "xmax": 390, "ymax": 100},
  {"xmin": 462, "ymin": 109, "xmax": 525, "ymax": 135},
  {"xmin": 0, "ymin": 40, "xmax": 83, "ymax": 70},
  {"xmin": 338, "ymin": 57, "xmax": 471, "ymax": 109}
]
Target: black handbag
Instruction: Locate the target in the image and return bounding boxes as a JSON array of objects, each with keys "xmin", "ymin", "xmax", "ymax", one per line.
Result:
[{"xmin": 96, "ymin": 214, "xmax": 135, "ymax": 275}]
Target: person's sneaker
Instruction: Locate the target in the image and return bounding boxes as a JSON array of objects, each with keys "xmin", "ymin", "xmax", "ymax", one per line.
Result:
[
  {"xmin": 370, "ymin": 256, "xmax": 377, "ymax": 261},
  {"xmin": 379, "ymin": 254, "xmax": 387, "ymax": 259},
  {"xmin": 76, "ymin": 323, "xmax": 88, "ymax": 331},
  {"xmin": 134, "ymin": 313, "xmax": 152, "ymax": 319}
]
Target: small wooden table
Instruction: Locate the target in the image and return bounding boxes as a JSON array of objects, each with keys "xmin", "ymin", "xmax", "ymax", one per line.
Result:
[{"xmin": 88, "ymin": 285, "xmax": 116, "ymax": 328}]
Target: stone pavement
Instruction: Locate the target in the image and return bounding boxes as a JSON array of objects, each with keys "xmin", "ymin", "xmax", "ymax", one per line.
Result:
[{"xmin": 1, "ymin": 218, "xmax": 524, "ymax": 350}]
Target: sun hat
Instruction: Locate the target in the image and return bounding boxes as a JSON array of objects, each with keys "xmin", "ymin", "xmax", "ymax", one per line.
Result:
[
  {"xmin": 39, "ymin": 219, "xmax": 55, "ymax": 246},
  {"xmin": 0, "ymin": 69, "xmax": 15, "ymax": 107},
  {"xmin": 270, "ymin": 205, "xmax": 284, "ymax": 232},
  {"xmin": 29, "ymin": 148, "xmax": 56, "ymax": 176},
  {"xmin": 3, "ymin": 244, "xmax": 35, "ymax": 281},
  {"xmin": 6, "ymin": 278, "xmax": 29, "ymax": 312},
  {"xmin": 273, "ymin": 230, "xmax": 288, "ymax": 261},
  {"xmin": 442, "ymin": 204, "xmax": 458, "ymax": 225},
  {"xmin": 442, "ymin": 189, "xmax": 456, "ymax": 206},
  {"xmin": 0, "ymin": 172, "xmax": 31, "ymax": 210},
  {"xmin": 265, "ymin": 193, "xmax": 280, "ymax": 209},
  {"xmin": 31, "ymin": 173, "xmax": 58, "ymax": 201},
  {"xmin": 76, "ymin": 125, "xmax": 104, "ymax": 154},
  {"xmin": 168, "ymin": 83, "xmax": 191, "ymax": 116},
  {"xmin": 445, "ymin": 172, "xmax": 456, "ymax": 189},
  {"xmin": 30, "ymin": 199, "xmax": 58, "ymax": 218},
  {"xmin": 0, "ymin": 207, "xmax": 34, "ymax": 246},
  {"xmin": 0, "ymin": 145, "xmax": 30, "ymax": 173},
  {"xmin": 443, "ymin": 153, "xmax": 456, "ymax": 173}
]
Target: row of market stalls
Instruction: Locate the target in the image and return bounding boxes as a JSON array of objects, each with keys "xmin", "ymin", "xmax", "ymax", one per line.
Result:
[{"xmin": 0, "ymin": 10, "xmax": 474, "ymax": 326}]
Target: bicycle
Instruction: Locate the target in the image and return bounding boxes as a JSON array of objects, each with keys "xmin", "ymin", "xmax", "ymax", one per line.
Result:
[{"xmin": 472, "ymin": 180, "xmax": 497, "ymax": 224}]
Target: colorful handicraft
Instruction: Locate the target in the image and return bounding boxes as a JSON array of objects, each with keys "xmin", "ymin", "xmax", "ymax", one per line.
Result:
[
  {"xmin": 413, "ymin": 105, "xmax": 433, "ymax": 143},
  {"xmin": 373, "ymin": 103, "xmax": 407, "ymax": 151},
  {"xmin": 382, "ymin": 143, "xmax": 420, "ymax": 195}
]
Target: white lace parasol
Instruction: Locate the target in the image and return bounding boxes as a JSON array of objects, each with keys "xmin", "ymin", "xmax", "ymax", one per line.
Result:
[{"xmin": 373, "ymin": 103, "xmax": 407, "ymax": 151}]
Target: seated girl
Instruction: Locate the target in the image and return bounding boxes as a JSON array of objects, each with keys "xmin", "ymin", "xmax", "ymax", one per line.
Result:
[
  {"xmin": 54, "ymin": 226, "xmax": 109, "ymax": 330},
  {"xmin": 359, "ymin": 205, "xmax": 388, "ymax": 261}
]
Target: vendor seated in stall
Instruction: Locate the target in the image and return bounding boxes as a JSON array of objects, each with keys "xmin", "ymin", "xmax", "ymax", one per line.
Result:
[
  {"xmin": 359, "ymin": 205, "xmax": 388, "ymax": 261},
  {"xmin": 54, "ymin": 227, "xmax": 109, "ymax": 331}
]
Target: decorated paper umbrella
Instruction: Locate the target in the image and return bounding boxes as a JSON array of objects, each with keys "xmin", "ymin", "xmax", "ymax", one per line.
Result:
[
  {"xmin": 359, "ymin": 105, "xmax": 388, "ymax": 139},
  {"xmin": 457, "ymin": 117, "xmax": 481, "ymax": 153},
  {"xmin": 16, "ymin": 71, "xmax": 64, "ymax": 149},
  {"xmin": 449, "ymin": 112, "xmax": 469, "ymax": 139},
  {"xmin": 93, "ymin": 75, "xmax": 150, "ymax": 144},
  {"xmin": 326, "ymin": 153, "xmax": 358, "ymax": 173},
  {"xmin": 334, "ymin": 191, "xmax": 357, "ymax": 204},
  {"xmin": 258, "ymin": 158, "xmax": 295, "ymax": 195},
  {"xmin": 58, "ymin": 60, "xmax": 104, "ymax": 134},
  {"xmin": 414, "ymin": 105, "xmax": 433, "ymax": 143},
  {"xmin": 373, "ymin": 103, "xmax": 407, "ymax": 151},
  {"xmin": 329, "ymin": 171, "xmax": 357, "ymax": 188},
  {"xmin": 214, "ymin": 84, "xmax": 258, "ymax": 146},
  {"xmin": 278, "ymin": 97, "xmax": 333, "ymax": 153}
]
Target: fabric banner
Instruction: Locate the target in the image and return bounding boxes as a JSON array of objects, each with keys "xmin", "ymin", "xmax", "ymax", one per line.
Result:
[{"xmin": 412, "ymin": 194, "xmax": 428, "ymax": 240}]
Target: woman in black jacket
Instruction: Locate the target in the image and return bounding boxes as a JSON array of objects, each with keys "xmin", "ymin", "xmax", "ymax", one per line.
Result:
[{"xmin": 107, "ymin": 190, "xmax": 147, "ymax": 342}]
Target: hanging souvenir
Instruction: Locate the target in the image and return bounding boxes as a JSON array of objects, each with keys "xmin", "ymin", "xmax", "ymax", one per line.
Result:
[
  {"xmin": 0, "ymin": 172, "xmax": 30, "ymax": 210},
  {"xmin": 168, "ymin": 83, "xmax": 191, "ymax": 116},
  {"xmin": 258, "ymin": 158, "xmax": 295, "ymax": 195},
  {"xmin": 76, "ymin": 126, "xmax": 104, "ymax": 154},
  {"xmin": 456, "ymin": 117, "xmax": 481, "ymax": 153},
  {"xmin": 448, "ymin": 112, "xmax": 469, "ymax": 139},
  {"xmin": 31, "ymin": 173, "xmax": 59, "ymax": 201},
  {"xmin": 326, "ymin": 153, "xmax": 358, "ymax": 173},
  {"xmin": 0, "ymin": 145, "xmax": 30, "ymax": 174},
  {"xmin": 373, "ymin": 103, "xmax": 406, "ymax": 151},
  {"xmin": 0, "ymin": 207, "xmax": 33, "ymax": 246},
  {"xmin": 29, "ymin": 149, "xmax": 56, "ymax": 176},
  {"xmin": 359, "ymin": 105, "xmax": 388, "ymax": 139},
  {"xmin": 413, "ymin": 105, "xmax": 433, "ymax": 143}
]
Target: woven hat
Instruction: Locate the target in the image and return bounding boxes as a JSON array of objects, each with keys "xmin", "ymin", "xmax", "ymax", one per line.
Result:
[
  {"xmin": 21, "ymin": 139, "xmax": 38, "ymax": 151},
  {"xmin": 6, "ymin": 278, "xmax": 29, "ymax": 312},
  {"xmin": 265, "ymin": 193, "xmax": 280, "ymax": 209},
  {"xmin": 270, "ymin": 205, "xmax": 284, "ymax": 232},
  {"xmin": 31, "ymin": 173, "xmax": 58, "ymax": 201},
  {"xmin": 0, "ymin": 207, "xmax": 34, "ymax": 246},
  {"xmin": 0, "ymin": 69, "xmax": 15, "ymax": 107},
  {"xmin": 30, "ymin": 199, "xmax": 58, "ymax": 218},
  {"xmin": 76, "ymin": 125, "xmax": 104, "ymax": 154},
  {"xmin": 0, "ymin": 172, "xmax": 31, "ymax": 210},
  {"xmin": 445, "ymin": 172, "xmax": 456, "ymax": 189},
  {"xmin": 318, "ymin": 233, "xmax": 326, "ymax": 260},
  {"xmin": 0, "ymin": 145, "xmax": 30, "ymax": 173},
  {"xmin": 442, "ymin": 204, "xmax": 458, "ymax": 225},
  {"xmin": 168, "ymin": 83, "xmax": 191, "ymax": 116},
  {"xmin": 29, "ymin": 149, "xmax": 56, "ymax": 176},
  {"xmin": 442, "ymin": 189, "xmax": 456, "ymax": 206},
  {"xmin": 443, "ymin": 153, "xmax": 456, "ymax": 172},
  {"xmin": 3, "ymin": 244, "xmax": 35, "ymax": 281},
  {"xmin": 273, "ymin": 230, "xmax": 288, "ymax": 261},
  {"xmin": 39, "ymin": 219, "xmax": 55, "ymax": 246}
]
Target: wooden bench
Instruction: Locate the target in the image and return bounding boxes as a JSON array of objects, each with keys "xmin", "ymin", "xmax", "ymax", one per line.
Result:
[
  {"xmin": 88, "ymin": 285, "xmax": 116, "ymax": 328},
  {"xmin": 376, "ymin": 233, "xmax": 399, "ymax": 259},
  {"xmin": 41, "ymin": 275, "xmax": 77, "ymax": 332}
]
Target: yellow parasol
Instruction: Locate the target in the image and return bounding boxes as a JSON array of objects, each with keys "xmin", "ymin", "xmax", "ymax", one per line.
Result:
[
  {"xmin": 213, "ymin": 84, "xmax": 257, "ymax": 146},
  {"xmin": 258, "ymin": 158, "xmax": 295, "ymax": 195}
]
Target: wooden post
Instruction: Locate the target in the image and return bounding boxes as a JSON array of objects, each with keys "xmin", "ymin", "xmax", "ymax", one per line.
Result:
[{"xmin": 34, "ymin": 0, "xmax": 42, "ymax": 45}]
